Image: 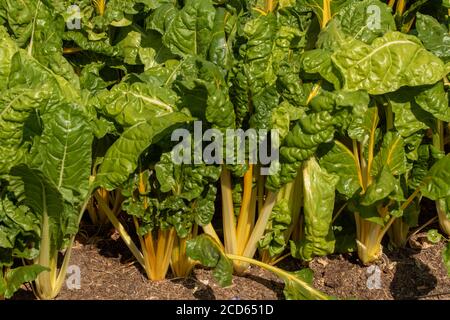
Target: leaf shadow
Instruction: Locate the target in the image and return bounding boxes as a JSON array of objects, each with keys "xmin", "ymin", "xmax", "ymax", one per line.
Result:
[
  {"xmin": 388, "ymin": 248, "xmax": 438, "ymax": 300},
  {"xmin": 171, "ymin": 276, "xmax": 216, "ymax": 300}
]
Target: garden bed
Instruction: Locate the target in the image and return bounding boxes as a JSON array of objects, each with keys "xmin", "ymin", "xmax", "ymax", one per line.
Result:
[{"xmin": 14, "ymin": 227, "xmax": 450, "ymax": 300}]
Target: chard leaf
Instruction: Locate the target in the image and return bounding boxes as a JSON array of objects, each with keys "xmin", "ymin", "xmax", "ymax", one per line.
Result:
[
  {"xmin": 421, "ymin": 155, "xmax": 450, "ymax": 201},
  {"xmin": 386, "ymin": 89, "xmax": 433, "ymax": 138},
  {"xmin": 0, "ymin": 26, "xmax": 19, "ymax": 91},
  {"xmin": 291, "ymin": 158, "xmax": 338, "ymax": 261},
  {"xmin": 283, "ymin": 269, "xmax": 330, "ymax": 300},
  {"xmin": 96, "ymin": 112, "xmax": 193, "ymax": 190},
  {"xmin": 163, "ymin": 0, "xmax": 215, "ymax": 57},
  {"xmin": 416, "ymin": 13, "xmax": 450, "ymax": 63},
  {"xmin": 10, "ymin": 165, "xmax": 66, "ymax": 251},
  {"xmin": 301, "ymin": 49, "xmax": 342, "ymax": 88},
  {"xmin": 94, "ymin": 82, "xmax": 179, "ymax": 127},
  {"xmin": 372, "ymin": 132, "xmax": 407, "ymax": 177},
  {"xmin": 361, "ymin": 166, "xmax": 398, "ymax": 206},
  {"xmin": 319, "ymin": 141, "xmax": 361, "ymax": 198},
  {"xmin": 186, "ymin": 234, "xmax": 233, "ymax": 287},
  {"xmin": 0, "ymin": 265, "xmax": 48, "ymax": 299},
  {"xmin": 444, "ymin": 243, "xmax": 450, "ymax": 277},
  {"xmin": 335, "ymin": 0, "xmax": 395, "ymax": 44},
  {"xmin": 31, "ymin": 103, "xmax": 93, "ymax": 203},
  {"xmin": 414, "ymin": 82, "xmax": 450, "ymax": 122},
  {"xmin": 332, "ymin": 32, "xmax": 445, "ymax": 94},
  {"xmin": 187, "ymin": 235, "xmax": 332, "ymax": 300}
]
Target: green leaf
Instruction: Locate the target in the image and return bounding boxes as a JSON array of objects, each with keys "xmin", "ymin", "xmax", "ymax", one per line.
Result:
[
  {"xmin": 1, "ymin": 265, "xmax": 48, "ymax": 299},
  {"xmin": 414, "ymin": 82, "xmax": 450, "ymax": 122},
  {"xmin": 332, "ymin": 32, "xmax": 445, "ymax": 94},
  {"xmin": 31, "ymin": 103, "xmax": 93, "ymax": 203},
  {"xmin": 283, "ymin": 268, "xmax": 328, "ymax": 300},
  {"xmin": 186, "ymin": 234, "xmax": 233, "ymax": 287},
  {"xmin": 421, "ymin": 155, "xmax": 450, "ymax": 201},
  {"xmin": 426, "ymin": 229, "xmax": 442, "ymax": 244},
  {"xmin": 291, "ymin": 158, "xmax": 338, "ymax": 261},
  {"xmin": 386, "ymin": 89, "xmax": 432, "ymax": 138},
  {"xmin": 0, "ymin": 26, "xmax": 19, "ymax": 91},
  {"xmin": 416, "ymin": 13, "xmax": 450, "ymax": 63},
  {"xmin": 301, "ymin": 49, "xmax": 342, "ymax": 88},
  {"xmin": 372, "ymin": 132, "xmax": 407, "ymax": 177},
  {"xmin": 93, "ymin": 82, "xmax": 179, "ymax": 128},
  {"xmin": 10, "ymin": 165, "xmax": 66, "ymax": 250},
  {"xmin": 96, "ymin": 113, "xmax": 193, "ymax": 190},
  {"xmin": 163, "ymin": 0, "xmax": 215, "ymax": 57},
  {"xmin": 443, "ymin": 243, "xmax": 450, "ymax": 277},
  {"xmin": 336, "ymin": 0, "xmax": 396, "ymax": 44},
  {"xmin": 319, "ymin": 141, "xmax": 360, "ymax": 198},
  {"xmin": 361, "ymin": 166, "xmax": 397, "ymax": 206}
]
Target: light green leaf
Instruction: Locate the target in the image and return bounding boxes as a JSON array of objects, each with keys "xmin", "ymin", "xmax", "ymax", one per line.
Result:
[
  {"xmin": 332, "ymin": 32, "xmax": 445, "ymax": 94},
  {"xmin": 426, "ymin": 229, "xmax": 442, "ymax": 244},
  {"xmin": 319, "ymin": 141, "xmax": 361, "ymax": 198},
  {"xmin": 421, "ymin": 155, "xmax": 450, "ymax": 201},
  {"xmin": 1, "ymin": 265, "xmax": 48, "ymax": 299},
  {"xmin": 96, "ymin": 113, "xmax": 193, "ymax": 190},
  {"xmin": 416, "ymin": 13, "xmax": 450, "ymax": 63},
  {"xmin": 186, "ymin": 234, "xmax": 233, "ymax": 287},
  {"xmin": 372, "ymin": 132, "xmax": 407, "ymax": 176},
  {"xmin": 31, "ymin": 104, "xmax": 93, "ymax": 202},
  {"xmin": 292, "ymin": 158, "xmax": 338, "ymax": 261},
  {"xmin": 443, "ymin": 243, "xmax": 450, "ymax": 277},
  {"xmin": 94, "ymin": 82, "xmax": 179, "ymax": 127},
  {"xmin": 336, "ymin": 0, "xmax": 395, "ymax": 44},
  {"xmin": 414, "ymin": 82, "xmax": 450, "ymax": 122},
  {"xmin": 163, "ymin": 0, "xmax": 215, "ymax": 57}
]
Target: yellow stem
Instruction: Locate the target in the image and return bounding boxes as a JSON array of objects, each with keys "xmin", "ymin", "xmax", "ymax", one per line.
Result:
[
  {"xmin": 367, "ymin": 111, "xmax": 379, "ymax": 186},
  {"xmin": 236, "ymin": 165, "xmax": 254, "ymax": 254},
  {"xmin": 226, "ymin": 254, "xmax": 330, "ymax": 300},
  {"xmin": 352, "ymin": 140, "xmax": 365, "ymax": 192},
  {"xmin": 396, "ymin": 0, "xmax": 406, "ymax": 16},
  {"xmin": 307, "ymin": 81, "xmax": 322, "ymax": 105},
  {"xmin": 242, "ymin": 192, "xmax": 278, "ymax": 260},
  {"xmin": 202, "ymin": 223, "xmax": 223, "ymax": 249},
  {"xmin": 63, "ymin": 47, "xmax": 82, "ymax": 54},
  {"xmin": 270, "ymin": 253, "xmax": 291, "ymax": 266},
  {"xmin": 321, "ymin": 0, "xmax": 332, "ymax": 29},
  {"xmin": 133, "ymin": 217, "xmax": 152, "ymax": 280},
  {"xmin": 95, "ymin": 193, "xmax": 145, "ymax": 268},
  {"xmin": 221, "ymin": 167, "xmax": 238, "ymax": 255},
  {"xmin": 266, "ymin": 0, "xmax": 275, "ymax": 13},
  {"xmin": 388, "ymin": 0, "xmax": 395, "ymax": 7},
  {"xmin": 332, "ymin": 203, "xmax": 347, "ymax": 224}
]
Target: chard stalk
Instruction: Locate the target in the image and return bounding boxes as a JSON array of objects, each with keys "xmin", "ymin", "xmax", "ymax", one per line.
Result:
[
  {"xmin": 221, "ymin": 167, "xmax": 238, "ymax": 255},
  {"xmin": 321, "ymin": 0, "xmax": 332, "ymax": 29},
  {"xmin": 236, "ymin": 165, "xmax": 255, "ymax": 254},
  {"xmin": 434, "ymin": 120, "xmax": 450, "ymax": 236},
  {"xmin": 226, "ymin": 254, "xmax": 330, "ymax": 300},
  {"xmin": 202, "ymin": 223, "xmax": 223, "ymax": 248},
  {"xmin": 95, "ymin": 193, "xmax": 145, "ymax": 268},
  {"xmin": 235, "ymin": 191, "xmax": 278, "ymax": 273},
  {"xmin": 395, "ymin": 0, "xmax": 406, "ymax": 16}
]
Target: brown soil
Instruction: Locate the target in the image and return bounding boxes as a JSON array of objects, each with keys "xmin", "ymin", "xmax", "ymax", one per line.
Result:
[{"xmin": 13, "ymin": 226, "xmax": 450, "ymax": 300}]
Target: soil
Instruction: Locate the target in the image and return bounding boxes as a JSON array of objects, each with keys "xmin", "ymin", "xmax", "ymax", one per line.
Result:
[{"xmin": 13, "ymin": 223, "xmax": 450, "ymax": 301}]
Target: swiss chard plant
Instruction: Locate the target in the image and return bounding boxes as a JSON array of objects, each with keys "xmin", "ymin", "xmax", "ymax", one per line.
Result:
[{"xmin": 0, "ymin": 0, "xmax": 448, "ymax": 301}]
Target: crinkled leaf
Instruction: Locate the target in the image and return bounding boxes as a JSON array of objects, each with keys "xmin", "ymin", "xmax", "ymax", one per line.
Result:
[
  {"xmin": 291, "ymin": 158, "xmax": 338, "ymax": 261},
  {"xmin": 96, "ymin": 112, "xmax": 193, "ymax": 190},
  {"xmin": 186, "ymin": 234, "xmax": 233, "ymax": 287},
  {"xmin": 332, "ymin": 32, "xmax": 445, "ymax": 94},
  {"xmin": 421, "ymin": 155, "xmax": 450, "ymax": 201},
  {"xmin": 1, "ymin": 264, "xmax": 48, "ymax": 299}
]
